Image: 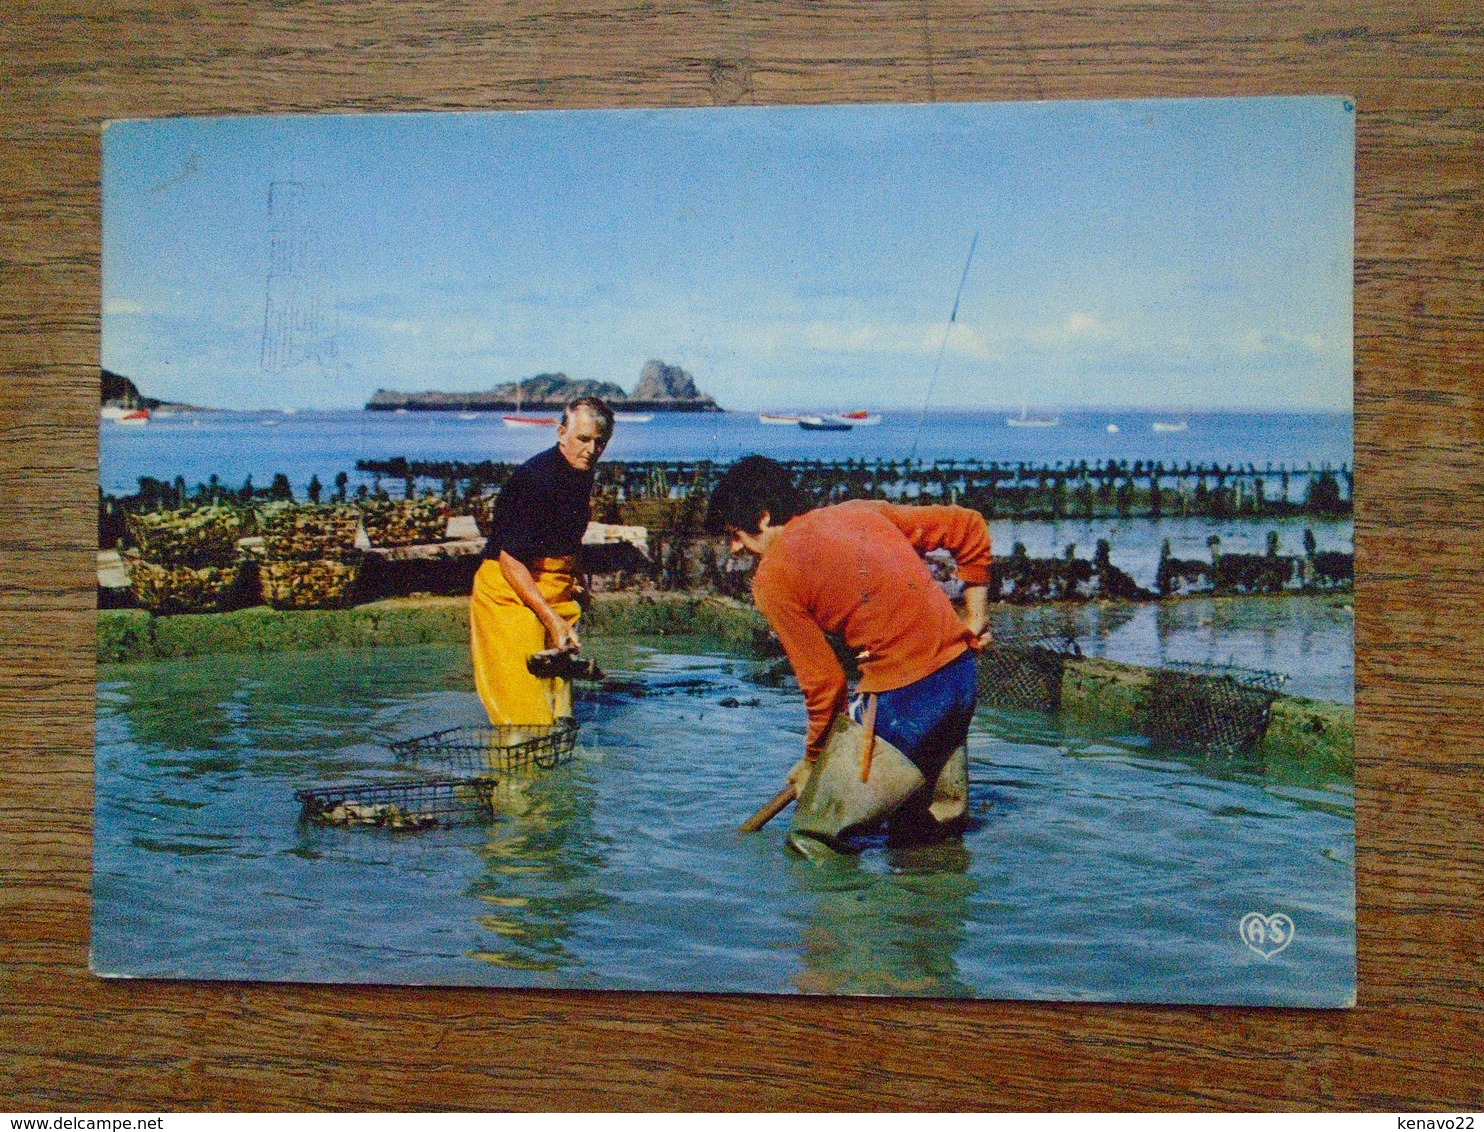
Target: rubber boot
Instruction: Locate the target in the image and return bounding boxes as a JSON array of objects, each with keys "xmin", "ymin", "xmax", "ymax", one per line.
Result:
[
  {"xmin": 888, "ymin": 743, "xmax": 969, "ymax": 843},
  {"xmin": 788, "ymin": 714, "xmax": 925, "ymax": 858}
]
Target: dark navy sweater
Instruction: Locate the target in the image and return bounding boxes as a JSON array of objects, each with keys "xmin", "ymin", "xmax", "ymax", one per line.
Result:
[{"xmin": 481, "ymin": 445, "xmax": 595, "ymax": 566}]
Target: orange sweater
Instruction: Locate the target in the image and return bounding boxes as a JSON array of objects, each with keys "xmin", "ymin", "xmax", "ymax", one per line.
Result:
[{"xmin": 751, "ymin": 499, "xmax": 992, "ymax": 759}]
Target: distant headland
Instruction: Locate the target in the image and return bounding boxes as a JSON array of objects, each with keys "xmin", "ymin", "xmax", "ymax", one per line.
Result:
[
  {"xmin": 102, "ymin": 368, "xmax": 203, "ymax": 412},
  {"xmin": 366, "ymin": 360, "xmax": 723, "ymax": 413}
]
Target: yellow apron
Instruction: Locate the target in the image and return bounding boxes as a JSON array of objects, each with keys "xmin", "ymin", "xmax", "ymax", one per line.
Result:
[{"xmin": 470, "ymin": 556, "xmax": 582, "ymax": 726}]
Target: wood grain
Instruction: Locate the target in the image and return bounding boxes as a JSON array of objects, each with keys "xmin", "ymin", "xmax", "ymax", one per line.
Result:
[{"xmin": 2, "ymin": 0, "xmax": 1480, "ymax": 1112}]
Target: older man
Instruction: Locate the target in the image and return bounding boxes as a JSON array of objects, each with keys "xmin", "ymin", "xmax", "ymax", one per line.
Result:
[
  {"xmin": 706, "ymin": 455, "xmax": 991, "ymax": 852},
  {"xmin": 470, "ymin": 396, "xmax": 614, "ymax": 726}
]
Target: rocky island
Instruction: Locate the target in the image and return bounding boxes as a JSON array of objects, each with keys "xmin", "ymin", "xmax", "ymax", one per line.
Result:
[{"xmin": 365, "ymin": 359, "xmax": 722, "ymax": 413}]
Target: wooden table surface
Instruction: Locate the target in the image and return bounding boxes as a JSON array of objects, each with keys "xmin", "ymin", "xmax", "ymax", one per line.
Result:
[{"xmin": 2, "ymin": 0, "xmax": 1480, "ymax": 1112}]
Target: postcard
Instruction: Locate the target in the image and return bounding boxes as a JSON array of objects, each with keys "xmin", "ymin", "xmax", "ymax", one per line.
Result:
[{"xmin": 96, "ymin": 95, "xmax": 1354, "ymax": 1004}]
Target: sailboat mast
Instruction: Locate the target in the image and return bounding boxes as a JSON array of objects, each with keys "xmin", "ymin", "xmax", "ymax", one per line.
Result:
[{"xmin": 910, "ymin": 232, "xmax": 980, "ymax": 461}]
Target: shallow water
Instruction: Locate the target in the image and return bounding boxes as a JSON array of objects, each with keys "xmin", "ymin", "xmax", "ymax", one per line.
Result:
[
  {"xmin": 94, "ymin": 638, "xmax": 1354, "ymax": 1004},
  {"xmin": 993, "ymin": 594, "xmax": 1354, "ymax": 705}
]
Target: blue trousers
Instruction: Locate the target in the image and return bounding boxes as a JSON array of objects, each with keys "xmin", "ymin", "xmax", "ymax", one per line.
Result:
[{"xmin": 850, "ymin": 649, "xmax": 978, "ymax": 779}]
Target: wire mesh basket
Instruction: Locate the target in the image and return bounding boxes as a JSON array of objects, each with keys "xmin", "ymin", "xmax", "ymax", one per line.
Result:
[
  {"xmin": 296, "ymin": 776, "xmax": 498, "ymax": 830},
  {"xmin": 389, "ymin": 716, "xmax": 580, "ymax": 775},
  {"xmin": 977, "ymin": 636, "xmax": 1081, "ymax": 714},
  {"xmin": 1144, "ymin": 661, "xmax": 1288, "ymax": 755}
]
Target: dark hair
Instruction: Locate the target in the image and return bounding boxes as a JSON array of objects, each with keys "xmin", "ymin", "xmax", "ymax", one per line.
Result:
[
  {"xmin": 704, "ymin": 455, "xmax": 807, "ymax": 536},
  {"xmin": 562, "ymin": 396, "xmax": 615, "ymax": 435}
]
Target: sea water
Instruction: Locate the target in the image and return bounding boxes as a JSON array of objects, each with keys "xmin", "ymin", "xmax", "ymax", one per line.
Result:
[
  {"xmin": 92, "ymin": 630, "xmax": 1354, "ymax": 1004},
  {"xmin": 100, "ymin": 408, "xmax": 1354, "ymax": 498}
]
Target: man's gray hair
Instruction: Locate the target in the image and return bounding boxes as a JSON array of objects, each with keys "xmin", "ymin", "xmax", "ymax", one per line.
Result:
[{"xmin": 561, "ymin": 395, "xmax": 615, "ymax": 435}]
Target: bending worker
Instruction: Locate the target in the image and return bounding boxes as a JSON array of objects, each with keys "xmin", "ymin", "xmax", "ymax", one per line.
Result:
[
  {"xmin": 706, "ymin": 455, "xmax": 992, "ymax": 853},
  {"xmin": 470, "ymin": 396, "xmax": 614, "ymax": 725}
]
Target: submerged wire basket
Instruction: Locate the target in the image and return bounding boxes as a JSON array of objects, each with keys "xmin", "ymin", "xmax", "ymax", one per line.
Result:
[
  {"xmin": 296, "ymin": 777, "xmax": 498, "ymax": 830},
  {"xmin": 389, "ymin": 716, "xmax": 580, "ymax": 775},
  {"xmin": 1144, "ymin": 661, "xmax": 1288, "ymax": 756},
  {"xmin": 977, "ymin": 636, "xmax": 1081, "ymax": 714}
]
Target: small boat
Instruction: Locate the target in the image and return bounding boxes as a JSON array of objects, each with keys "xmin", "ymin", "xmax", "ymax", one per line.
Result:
[
  {"xmin": 799, "ymin": 417, "xmax": 852, "ymax": 432},
  {"xmin": 613, "ymin": 412, "xmax": 653, "ymax": 423},
  {"xmin": 1152, "ymin": 419, "xmax": 1189, "ymax": 433},
  {"xmin": 458, "ymin": 412, "xmax": 480, "ymax": 420},
  {"xmin": 1106, "ymin": 423, "xmax": 1120, "ymax": 434},
  {"xmin": 503, "ymin": 381, "xmax": 556, "ymax": 428},
  {"xmin": 101, "ymin": 405, "xmax": 150, "ymax": 424},
  {"xmin": 829, "ymin": 411, "xmax": 881, "ymax": 426},
  {"xmin": 759, "ymin": 413, "xmax": 806, "ymax": 425},
  {"xmin": 1005, "ymin": 404, "xmax": 1059, "ymax": 428}
]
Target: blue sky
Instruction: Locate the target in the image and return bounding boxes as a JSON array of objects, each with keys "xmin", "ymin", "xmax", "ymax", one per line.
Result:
[{"xmin": 102, "ymin": 96, "xmax": 1353, "ymax": 412}]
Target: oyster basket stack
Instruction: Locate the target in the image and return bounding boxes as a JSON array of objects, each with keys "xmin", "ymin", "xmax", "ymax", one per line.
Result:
[
  {"xmin": 1144, "ymin": 661, "xmax": 1288, "ymax": 755},
  {"xmin": 258, "ymin": 505, "xmax": 364, "ymax": 610},
  {"xmin": 296, "ymin": 718, "xmax": 579, "ymax": 831},
  {"xmin": 977, "ymin": 635, "xmax": 1082, "ymax": 714},
  {"xmin": 124, "ymin": 506, "xmax": 246, "ymax": 614},
  {"xmin": 358, "ymin": 497, "xmax": 448, "ymax": 548}
]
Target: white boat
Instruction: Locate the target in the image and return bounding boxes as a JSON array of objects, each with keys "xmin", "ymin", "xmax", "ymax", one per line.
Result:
[
  {"xmin": 829, "ymin": 410, "xmax": 881, "ymax": 426},
  {"xmin": 1106, "ymin": 423, "xmax": 1120, "ymax": 434},
  {"xmin": 1152, "ymin": 419, "xmax": 1189, "ymax": 433},
  {"xmin": 759, "ymin": 413, "xmax": 806, "ymax": 425},
  {"xmin": 1005, "ymin": 404, "xmax": 1059, "ymax": 428},
  {"xmin": 458, "ymin": 412, "xmax": 480, "ymax": 420},
  {"xmin": 613, "ymin": 412, "xmax": 653, "ymax": 423}
]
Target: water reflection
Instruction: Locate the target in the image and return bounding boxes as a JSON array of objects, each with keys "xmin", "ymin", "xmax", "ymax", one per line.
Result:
[
  {"xmin": 997, "ymin": 594, "xmax": 1353, "ymax": 705},
  {"xmin": 99, "ymin": 660, "xmax": 246, "ymax": 753},
  {"xmin": 104, "ymin": 646, "xmax": 475, "ymax": 779},
  {"xmin": 466, "ymin": 767, "xmax": 611, "ymax": 973},
  {"xmin": 788, "ymin": 842, "xmax": 978, "ymax": 998}
]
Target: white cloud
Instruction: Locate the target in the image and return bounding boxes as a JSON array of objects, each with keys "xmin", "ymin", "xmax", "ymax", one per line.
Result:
[
  {"xmin": 1062, "ymin": 312, "xmax": 1106, "ymax": 337},
  {"xmin": 102, "ymin": 298, "xmax": 150, "ymax": 317}
]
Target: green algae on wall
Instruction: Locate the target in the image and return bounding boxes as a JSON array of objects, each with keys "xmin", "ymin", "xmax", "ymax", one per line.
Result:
[
  {"xmin": 1056, "ymin": 656, "xmax": 1353, "ymax": 784},
  {"xmin": 97, "ymin": 593, "xmax": 778, "ymax": 665},
  {"xmin": 582, "ymin": 593, "xmax": 777, "ymax": 655},
  {"xmin": 97, "ymin": 597, "xmax": 473, "ymax": 663}
]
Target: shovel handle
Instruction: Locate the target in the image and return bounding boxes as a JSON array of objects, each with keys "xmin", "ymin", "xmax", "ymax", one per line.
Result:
[
  {"xmin": 859, "ymin": 693, "xmax": 879, "ymax": 783},
  {"xmin": 739, "ymin": 784, "xmax": 797, "ymax": 833}
]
